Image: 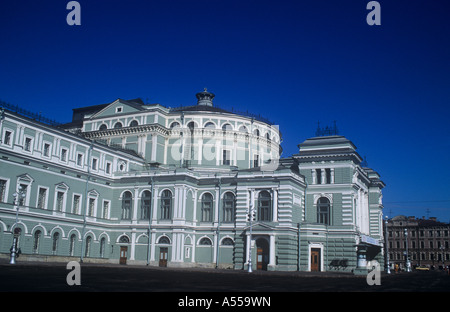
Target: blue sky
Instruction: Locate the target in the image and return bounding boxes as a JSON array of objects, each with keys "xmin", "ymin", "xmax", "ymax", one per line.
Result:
[{"xmin": 1, "ymin": 0, "xmax": 449, "ymax": 221}]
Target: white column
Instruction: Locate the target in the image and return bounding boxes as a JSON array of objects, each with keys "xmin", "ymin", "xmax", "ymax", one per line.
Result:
[
  {"xmin": 171, "ymin": 234, "xmax": 177, "ymax": 262},
  {"xmin": 214, "ymin": 188, "xmax": 219, "ymax": 223},
  {"xmin": 198, "ymin": 138, "xmax": 203, "ymax": 165},
  {"xmin": 321, "ymin": 169, "xmax": 325, "ymax": 184},
  {"xmin": 130, "ymin": 231, "xmax": 136, "ymax": 260},
  {"xmin": 269, "ymin": 234, "xmax": 276, "ymax": 266},
  {"xmin": 152, "ymin": 187, "xmax": 158, "ymax": 221},
  {"xmin": 272, "ymin": 188, "xmax": 278, "ymax": 222},
  {"xmin": 312, "ymin": 169, "xmax": 316, "ymax": 184},
  {"xmin": 132, "ymin": 188, "xmax": 139, "ymax": 221},
  {"xmin": 151, "ymin": 134, "xmax": 157, "ymax": 162}
]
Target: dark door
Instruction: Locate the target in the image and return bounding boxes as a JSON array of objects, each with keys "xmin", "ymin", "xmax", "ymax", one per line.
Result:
[
  {"xmin": 119, "ymin": 246, "xmax": 128, "ymax": 265},
  {"xmin": 256, "ymin": 238, "xmax": 269, "ymax": 271},
  {"xmin": 311, "ymin": 248, "xmax": 321, "ymax": 272},
  {"xmin": 159, "ymin": 247, "xmax": 168, "ymax": 267}
]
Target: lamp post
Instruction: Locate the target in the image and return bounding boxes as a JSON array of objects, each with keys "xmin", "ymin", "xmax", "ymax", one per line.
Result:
[
  {"xmin": 404, "ymin": 228, "xmax": 411, "ymax": 272},
  {"xmin": 10, "ymin": 186, "xmax": 26, "ymax": 264},
  {"xmin": 247, "ymin": 191, "xmax": 255, "ymax": 273},
  {"xmin": 384, "ymin": 216, "xmax": 391, "ymax": 274}
]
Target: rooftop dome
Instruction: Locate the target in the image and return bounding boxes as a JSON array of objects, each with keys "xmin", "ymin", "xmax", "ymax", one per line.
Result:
[{"xmin": 196, "ymin": 88, "xmax": 215, "ymax": 106}]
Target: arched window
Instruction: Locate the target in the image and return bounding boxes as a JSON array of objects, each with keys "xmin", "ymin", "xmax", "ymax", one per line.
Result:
[
  {"xmin": 33, "ymin": 230, "xmax": 41, "ymax": 254},
  {"xmin": 13, "ymin": 228, "xmax": 22, "ymax": 247},
  {"xmin": 99, "ymin": 124, "xmax": 107, "ymax": 131},
  {"xmin": 239, "ymin": 125, "xmax": 248, "ymax": 133},
  {"xmin": 100, "ymin": 237, "xmax": 106, "ymax": 258},
  {"xmin": 69, "ymin": 234, "xmax": 76, "ymax": 256},
  {"xmin": 170, "ymin": 121, "xmax": 180, "ymax": 129},
  {"xmin": 160, "ymin": 190, "xmax": 172, "ymax": 220},
  {"xmin": 114, "ymin": 122, "xmax": 123, "ymax": 129},
  {"xmin": 317, "ymin": 197, "xmax": 331, "ymax": 225},
  {"xmin": 129, "ymin": 120, "xmax": 138, "ymax": 127},
  {"xmin": 187, "ymin": 121, "xmax": 196, "ymax": 131},
  {"xmin": 258, "ymin": 191, "xmax": 272, "ymax": 222},
  {"xmin": 223, "ymin": 192, "xmax": 235, "ymax": 223},
  {"xmin": 254, "ymin": 129, "xmax": 260, "ymax": 137},
  {"xmin": 119, "ymin": 235, "xmax": 130, "ymax": 243},
  {"xmin": 85, "ymin": 236, "xmax": 92, "ymax": 257},
  {"xmin": 121, "ymin": 191, "xmax": 132, "ymax": 220},
  {"xmin": 221, "ymin": 237, "xmax": 234, "ymax": 246},
  {"xmin": 222, "ymin": 123, "xmax": 232, "ymax": 131},
  {"xmin": 158, "ymin": 236, "xmax": 170, "ymax": 244},
  {"xmin": 52, "ymin": 232, "xmax": 60, "ymax": 255},
  {"xmin": 201, "ymin": 193, "xmax": 213, "ymax": 222},
  {"xmin": 199, "ymin": 237, "xmax": 212, "ymax": 246},
  {"xmin": 204, "ymin": 122, "xmax": 215, "ymax": 129},
  {"xmin": 140, "ymin": 190, "xmax": 151, "ymax": 220}
]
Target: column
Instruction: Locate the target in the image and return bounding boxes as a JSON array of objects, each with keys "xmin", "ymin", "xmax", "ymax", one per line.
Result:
[
  {"xmin": 130, "ymin": 231, "xmax": 136, "ymax": 261},
  {"xmin": 272, "ymin": 188, "xmax": 278, "ymax": 222},
  {"xmin": 152, "ymin": 187, "xmax": 159, "ymax": 221},
  {"xmin": 214, "ymin": 188, "xmax": 219, "ymax": 223},
  {"xmin": 151, "ymin": 134, "xmax": 157, "ymax": 162},
  {"xmin": 198, "ymin": 138, "xmax": 203, "ymax": 165},
  {"xmin": 132, "ymin": 188, "xmax": 139, "ymax": 221},
  {"xmin": 269, "ymin": 234, "xmax": 276, "ymax": 266}
]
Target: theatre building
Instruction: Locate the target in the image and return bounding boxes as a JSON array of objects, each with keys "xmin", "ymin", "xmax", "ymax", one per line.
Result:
[{"xmin": 0, "ymin": 89, "xmax": 385, "ymax": 272}]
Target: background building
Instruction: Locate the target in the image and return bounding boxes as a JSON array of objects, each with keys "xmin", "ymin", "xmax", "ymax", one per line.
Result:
[
  {"xmin": 0, "ymin": 90, "xmax": 385, "ymax": 272},
  {"xmin": 386, "ymin": 215, "xmax": 450, "ymax": 270}
]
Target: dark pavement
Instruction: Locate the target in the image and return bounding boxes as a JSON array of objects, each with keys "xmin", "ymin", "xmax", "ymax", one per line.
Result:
[{"xmin": 1, "ymin": 260, "xmax": 450, "ymax": 292}]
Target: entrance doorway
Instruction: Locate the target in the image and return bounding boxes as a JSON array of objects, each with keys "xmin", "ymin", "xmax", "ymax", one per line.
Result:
[
  {"xmin": 159, "ymin": 247, "xmax": 168, "ymax": 267},
  {"xmin": 119, "ymin": 246, "xmax": 128, "ymax": 265},
  {"xmin": 256, "ymin": 238, "xmax": 269, "ymax": 271},
  {"xmin": 310, "ymin": 248, "xmax": 321, "ymax": 272}
]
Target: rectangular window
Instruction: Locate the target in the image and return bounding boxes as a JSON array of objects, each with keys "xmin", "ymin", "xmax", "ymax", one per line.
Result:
[
  {"xmin": 0, "ymin": 179, "xmax": 7, "ymax": 202},
  {"xmin": 253, "ymin": 154, "xmax": 259, "ymax": 168},
  {"xmin": 88, "ymin": 198, "xmax": 96, "ymax": 217},
  {"xmin": 43, "ymin": 143, "xmax": 50, "ymax": 157},
  {"xmin": 325, "ymin": 168, "xmax": 331, "ymax": 184},
  {"xmin": 92, "ymin": 158, "xmax": 98, "ymax": 170},
  {"xmin": 37, "ymin": 187, "xmax": 47, "ymax": 209},
  {"xmin": 105, "ymin": 162, "xmax": 111, "ymax": 174},
  {"xmin": 222, "ymin": 149, "xmax": 231, "ymax": 166},
  {"xmin": 24, "ymin": 137, "xmax": 32, "ymax": 152},
  {"xmin": 103, "ymin": 200, "xmax": 110, "ymax": 219},
  {"xmin": 61, "ymin": 148, "xmax": 67, "ymax": 162},
  {"xmin": 77, "ymin": 153, "xmax": 83, "ymax": 166},
  {"xmin": 73, "ymin": 194, "xmax": 81, "ymax": 214},
  {"xmin": 18, "ymin": 184, "xmax": 28, "ymax": 206},
  {"xmin": 316, "ymin": 169, "xmax": 322, "ymax": 184},
  {"xmin": 56, "ymin": 191, "xmax": 64, "ymax": 211},
  {"xmin": 3, "ymin": 130, "xmax": 12, "ymax": 145}
]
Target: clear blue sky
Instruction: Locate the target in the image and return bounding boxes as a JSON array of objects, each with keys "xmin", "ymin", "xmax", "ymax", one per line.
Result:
[{"xmin": 1, "ymin": 0, "xmax": 449, "ymax": 221}]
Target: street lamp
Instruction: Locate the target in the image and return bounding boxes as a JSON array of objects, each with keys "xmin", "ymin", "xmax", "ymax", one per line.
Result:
[
  {"xmin": 384, "ymin": 216, "xmax": 391, "ymax": 274},
  {"xmin": 10, "ymin": 186, "xmax": 26, "ymax": 264},
  {"xmin": 247, "ymin": 203, "xmax": 255, "ymax": 273},
  {"xmin": 404, "ymin": 228, "xmax": 411, "ymax": 272}
]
